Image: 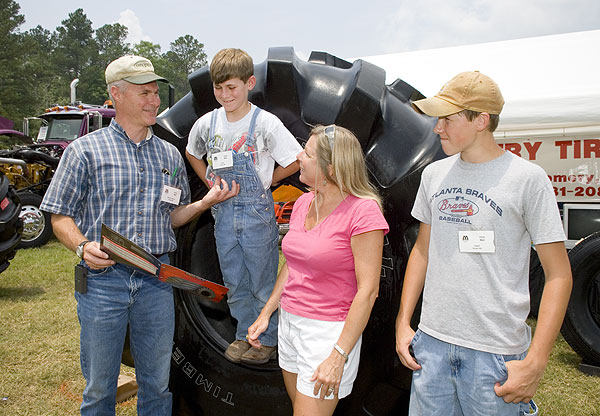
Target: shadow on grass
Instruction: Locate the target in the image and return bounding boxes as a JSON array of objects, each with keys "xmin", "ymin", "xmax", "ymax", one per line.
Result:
[
  {"xmin": 0, "ymin": 286, "xmax": 45, "ymax": 299},
  {"xmin": 554, "ymin": 349, "xmax": 582, "ymax": 367}
]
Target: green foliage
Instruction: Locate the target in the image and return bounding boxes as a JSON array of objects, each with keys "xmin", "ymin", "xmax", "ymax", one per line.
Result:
[
  {"xmin": 132, "ymin": 40, "xmax": 162, "ymax": 62},
  {"xmin": 54, "ymin": 8, "xmax": 95, "ymax": 80},
  {"xmin": 95, "ymin": 23, "xmax": 131, "ymax": 68},
  {"xmin": 0, "ymin": 4, "xmax": 207, "ymax": 128},
  {"xmin": 0, "ymin": 0, "xmax": 27, "ymax": 123},
  {"xmin": 21, "ymin": 26, "xmax": 65, "ymax": 110},
  {"xmin": 0, "ymin": 134, "xmax": 27, "ymax": 149},
  {"xmin": 169, "ymin": 35, "xmax": 207, "ymax": 74},
  {"xmin": 161, "ymin": 35, "xmax": 208, "ymax": 102},
  {"xmin": 0, "ymin": 0, "xmax": 24, "ymax": 55}
]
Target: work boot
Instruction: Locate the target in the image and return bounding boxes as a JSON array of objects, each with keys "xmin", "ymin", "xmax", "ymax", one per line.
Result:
[
  {"xmin": 224, "ymin": 340, "xmax": 251, "ymax": 363},
  {"xmin": 240, "ymin": 345, "xmax": 277, "ymax": 365}
]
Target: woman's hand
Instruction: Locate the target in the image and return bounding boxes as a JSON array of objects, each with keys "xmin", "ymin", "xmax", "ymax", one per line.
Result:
[
  {"xmin": 247, "ymin": 313, "xmax": 271, "ymax": 349},
  {"xmin": 247, "ymin": 263, "xmax": 290, "ymax": 348},
  {"xmin": 310, "ymin": 351, "xmax": 346, "ymax": 399}
]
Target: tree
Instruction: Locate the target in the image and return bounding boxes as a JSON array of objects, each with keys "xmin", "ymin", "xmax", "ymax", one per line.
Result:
[
  {"xmin": 79, "ymin": 23, "xmax": 131, "ymax": 104},
  {"xmin": 21, "ymin": 26, "xmax": 64, "ymax": 112},
  {"xmin": 54, "ymin": 8, "xmax": 96, "ymax": 79},
  {"xmin": 95, "ymin": 23, "xmax": 130, "ymax": 68},
  {"xmin": 0, "ymin": 0, "xmax": 24, "ymax": 59},
  {"xmin": 168, "ymin": 35, "xmax": 207, "ymax": 76},
  {"xmin": 158, "ymin": 35, "xmax": 208, "ymax": 102},
  {"xmin": 0, "ymin": 4, "xmax": 209, "ymax": 125},
  {"xmin": 0, "ymin": 0, "xmax": 30, "ymax": 123},
  {"xmin": 132, "ymin": 40, "xmax": 162, "ymax": 62}
]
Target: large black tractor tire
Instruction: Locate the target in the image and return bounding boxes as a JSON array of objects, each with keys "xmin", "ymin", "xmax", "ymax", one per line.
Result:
[
  {"xmin": 561, "ymin": 232, "xmax": 600, "ymax": 365},
  {"xmin": 0, "ymin": 173, "xmax": 22, "ymax": 273},
  {"xmin": 17, "ymin": 192, "xmax": 53, "ymax": 248},
  {"xmin": 153, "ymin": 47, "xmax": 443, "ymax": 416},
  {"xmin": 528, "ymin": 248, "xmax": 544, "ymax": 318}
]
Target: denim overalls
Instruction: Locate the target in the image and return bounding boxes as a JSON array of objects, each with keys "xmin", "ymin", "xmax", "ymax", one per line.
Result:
[{"xmin": 208, "ymin": 108, "xmax": 279, "ymax": 347}]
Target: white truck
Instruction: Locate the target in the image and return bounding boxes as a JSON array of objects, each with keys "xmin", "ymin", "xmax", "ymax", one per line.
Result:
[
  {"xmin": 494, "ymin": 84, "xmax": 600, "ymax": 372},
  {"xmin": 361, "ymin": 29, "xmax": 600, "ymax": 367}
]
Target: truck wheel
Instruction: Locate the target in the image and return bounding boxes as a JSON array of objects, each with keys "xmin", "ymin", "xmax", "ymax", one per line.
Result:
[
  {"xmin": 0, "ymin": 173, "xmax": 22, "ymax": 273},
  {"xmin": 17, "ymin": 192, "xmax": 53, "ymax": 248},
  {"xmin": 528, "ymin": 248, "xmax": 544, "ymax": 318},
  {"xmin": 561, "ymin": 232, "xmax": 600, "ymax": 365},
  {"xmin": 170, "ymin": 214, "xmax": 292, "ymax": 415},
  {"xmin": 154, "ymin": 47, "xmax": 442, "ymax": 415}
]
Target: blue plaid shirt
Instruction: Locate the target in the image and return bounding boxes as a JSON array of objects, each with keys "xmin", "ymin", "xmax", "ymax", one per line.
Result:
[{"xmin": 41, "ymin": 119, "xmax": 191, "ymax": 254}]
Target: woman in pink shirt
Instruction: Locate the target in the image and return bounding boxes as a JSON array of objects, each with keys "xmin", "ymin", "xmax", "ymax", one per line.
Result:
[{"xmin": 248, "ymin": 125, "xmax": 389, "ymax": 415}]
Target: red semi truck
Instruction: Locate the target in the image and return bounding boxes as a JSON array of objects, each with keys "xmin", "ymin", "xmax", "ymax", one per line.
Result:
[{"xmin": 0, "ymin": 79, "xmax": 116, "ymax": 247}]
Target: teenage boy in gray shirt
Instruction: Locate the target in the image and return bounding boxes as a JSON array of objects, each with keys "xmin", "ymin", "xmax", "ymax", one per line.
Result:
[{"xmin": 395, "ymin": 71, "xmax": 572, "ymax": 416}]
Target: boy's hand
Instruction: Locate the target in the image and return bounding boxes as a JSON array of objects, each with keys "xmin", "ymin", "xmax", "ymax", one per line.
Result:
[
  {"xmin": 202, "ymin": 176, "xmax": 239, "ymax": 207},
  {"xmin": 396, "ymin": 325, "xmax": 421, "ymax": 370},
  {"xmin": 494, "ymin": 356, "xmax": 544, "ymax": 403}
]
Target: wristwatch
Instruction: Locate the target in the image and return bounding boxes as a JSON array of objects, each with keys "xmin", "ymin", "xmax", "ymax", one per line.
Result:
[{"xmin": 76, "ymin": 240, "xmax": 91, "ymax": 259}]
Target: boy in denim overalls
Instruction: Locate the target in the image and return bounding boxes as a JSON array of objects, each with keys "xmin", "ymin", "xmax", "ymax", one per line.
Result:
[{"xmin": 186, "ymin": 48, "xmax": 302, "ymax": 364}]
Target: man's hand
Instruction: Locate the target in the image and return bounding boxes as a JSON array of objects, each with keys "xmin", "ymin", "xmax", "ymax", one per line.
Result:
[
  {"xmin": 396, "ymin": 325, "xmax": 421, "ymax": 370},
  {"xmin": 202, "ymin": 176, "xmax": 239, "ymax": 208},
  {"xmin": 494, "ymin": 356, "xmax": 544, "ymax": 403},
  {"xmin": 82, "ymin": 241, "xmax": 115, "ymax": 270},
  {"xmin": 171, "ymin": 177, "xmax": 240, "ymax": 228}
]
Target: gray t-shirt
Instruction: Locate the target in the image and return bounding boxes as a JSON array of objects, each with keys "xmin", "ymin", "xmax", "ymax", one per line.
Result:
[
  {"xmin": 412, "ymin": 151, "xmax": 565, "ymax": 354},
  {"xmin": 186, "ymin": 104, "xmax": 302, "ymax": 190}
]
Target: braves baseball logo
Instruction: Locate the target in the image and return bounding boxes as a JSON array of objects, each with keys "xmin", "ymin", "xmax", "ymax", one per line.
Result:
[{"xmin": 438, "ymin": 196, "xmax": 479, "ymax": 217}]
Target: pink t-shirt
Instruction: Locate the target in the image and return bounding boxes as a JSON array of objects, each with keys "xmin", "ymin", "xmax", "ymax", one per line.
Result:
[{"xmin": 280, "ymin": 192, "xmax": 389, "ymax": 321}]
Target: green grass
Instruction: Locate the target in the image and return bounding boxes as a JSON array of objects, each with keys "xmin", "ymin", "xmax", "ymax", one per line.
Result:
[
  {"xmin": 0, "ymin": 240, "xmax": 137, "ymax": 415},
  {"xmin": 532, "ymin": 319, "xmax": 600, "ymax": 414},
  {"xmin": 1, "ymin": 240, "xmax": 599, "ymax": 415}
]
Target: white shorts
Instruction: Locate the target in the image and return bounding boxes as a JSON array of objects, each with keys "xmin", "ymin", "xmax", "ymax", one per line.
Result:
[{"xmin": 277, "ymin": 307, "xmax": 362, "ymax": 400}]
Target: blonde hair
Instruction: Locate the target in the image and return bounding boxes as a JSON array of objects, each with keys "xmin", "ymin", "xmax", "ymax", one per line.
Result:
[
  {"xmin": 210, "ymin": 48, "xmax": 254, "ymax": 84},
  {"xmin": 310, "ymin": 125, "xmax": 383, "ymax": 211}
]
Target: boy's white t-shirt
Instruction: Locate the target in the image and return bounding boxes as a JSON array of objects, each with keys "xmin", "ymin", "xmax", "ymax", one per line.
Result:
[
  {"xmin": 412, "ymin": 151, "xmax": 565, "ymax": 355},
  {"xmin": 186, "ymin": 104, "xmax": 302, "ymax": 190}
]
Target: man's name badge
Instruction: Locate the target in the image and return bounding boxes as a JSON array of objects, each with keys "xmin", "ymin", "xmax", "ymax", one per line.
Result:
[
  {"xmin": 458, "ymin": 230, "xmax": 495, "ymax": 253},
  {"xmin": 161, "ymin": 185, "xmax": 182, "ymax": 205},
  {"xmin": 212, "ymin": 150, "xmax": 233, "ymax": 170}
]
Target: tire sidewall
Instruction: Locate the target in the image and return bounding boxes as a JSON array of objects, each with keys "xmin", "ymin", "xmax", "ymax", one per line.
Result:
[
  {"xmin": 0, "ymin": 173, "xmax": 22, "ymax": 273},
  {"xmin": 562, "ymin": 232, "xmax": 600, "ymax": 364}
]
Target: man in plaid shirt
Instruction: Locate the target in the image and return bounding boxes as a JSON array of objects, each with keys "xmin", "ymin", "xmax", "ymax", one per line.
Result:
[{"xmin": 41, "ymin": 55, "xmax": 238, "ymax": 415}]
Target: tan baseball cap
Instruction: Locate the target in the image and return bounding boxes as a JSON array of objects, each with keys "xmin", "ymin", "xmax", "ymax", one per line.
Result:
[
  {"xmin": 412, "ymin": 71, "xmax": 504, "ymax": 117},
  {"xmin": 105, "ymin": 55, "xmax": 168, "ymax": 85}
]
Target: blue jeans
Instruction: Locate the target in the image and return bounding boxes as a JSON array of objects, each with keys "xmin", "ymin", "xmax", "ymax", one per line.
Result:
[
  {"xmin": 213, "ymin": 154, "xmax": 279, "ymax": 347},
  {"xmin": 409, "ymin": 330, "xmax": 538, "ymax": 416},
  {"xmin": 75, "ymin": 255, "xmax": 174, "ymax": 416}
]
